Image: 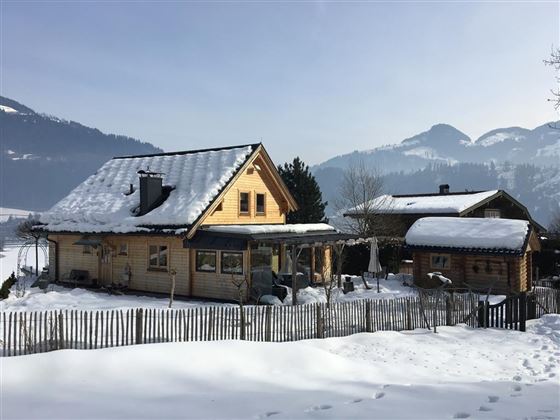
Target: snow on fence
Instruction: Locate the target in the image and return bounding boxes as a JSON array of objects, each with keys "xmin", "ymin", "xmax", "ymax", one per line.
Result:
[{"xmin": 1, "ymin": 288, "xmax": 558, "ymax": 357}]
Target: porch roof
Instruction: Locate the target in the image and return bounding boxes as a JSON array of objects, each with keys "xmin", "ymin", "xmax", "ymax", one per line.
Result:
[{"xmin": 185, "ymin": 224, "xmax": 361, "ymax": 250}]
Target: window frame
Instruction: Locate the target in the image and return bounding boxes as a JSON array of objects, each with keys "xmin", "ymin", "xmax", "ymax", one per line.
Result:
[
  {"xmin": 430, "ymin": 253, "xmax": 451, "ymax": 270},
  {"xmin": 83, "ymin": 245, "xmax": 92, "ymax": 255},
  {"xmin": 221, "ymin": 251, "xmax": 244, "ymax": 275},
  {"xmin": 148, "ymin": 244, "xmax": 169, "ymax": 271},
  {"xmin": 196, "ymin": 250, "xmax": 217, "ymax": 273},
  {"xmin": 255, "ymin": 192, "xmax": 266, "ymax": 215},
  {"xmin": 484, "ymin": 208, "xmax": 501, "ymax": 218},
  {"xmin": 239, "ymin": 191, "xmax": 250, "ymax": 215},
  {"xmin": 118, "ymin": 243, "xmax": 129, "ymax": 256}
]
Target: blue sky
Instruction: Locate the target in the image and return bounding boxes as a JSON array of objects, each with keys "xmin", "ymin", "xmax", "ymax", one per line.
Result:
[{"xmin": 1, "ymin": 1, "xmax": 558, "ymax": 165}]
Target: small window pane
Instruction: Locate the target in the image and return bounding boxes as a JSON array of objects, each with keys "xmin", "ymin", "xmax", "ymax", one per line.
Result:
[
  {"xmin": 159, "ymin": 246, "xmax": 168, "ymax": 267},
  {"xmin": 149, "ymin": 245, "xmax": 159, "ymax": 266},
  {"xmin": 83, "ymin": 245, "xmax": 92, "ymax": 254},
  {"xmin": 240, "ymin": 192, "xmax": 249, "ymax": 213},
  {"xmin": 431, "ymin": 255, "xmax": 450, "ymax": 269},
  {"xmin": 256, "ymin": 193, "xmax": 265, "ymax": 214},
  {"xmin": 222, "ymin": 252, "xmax": 243, "ymax": 274},
  {"xmin": 119, "ymin": 243, "xmax": 128, "ymax": 256},
  {"xmin": 196, "ymin": 251, "xmax": 216, "ymax": 272}
]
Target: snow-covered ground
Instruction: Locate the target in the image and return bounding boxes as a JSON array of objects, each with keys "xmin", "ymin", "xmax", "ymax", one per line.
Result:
[
  {"xmin": 0, "ymin": 245, "xmax": 46, "ymax": 281},
  {"xmin": 2, "ymin": 315, "xmax": 558, "ymax": 419},
  {"xmin": 0, "ymin": 271, "xmax": 415, "ymax": 312}
]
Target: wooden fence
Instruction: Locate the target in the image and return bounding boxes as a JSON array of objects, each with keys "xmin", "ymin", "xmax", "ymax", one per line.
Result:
[{"xmin": 1, "ymin": 287, "xmax": 558, "ymax": 357}]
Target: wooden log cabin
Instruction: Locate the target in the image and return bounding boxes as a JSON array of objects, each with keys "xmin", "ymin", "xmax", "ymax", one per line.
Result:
[
  {"xmin": 38, "ymin": 144, "xmax": 356, "ymax": 302},
  {"xmin": 404, "ymin": 217, "xmax": 541, "ymax": 294}
]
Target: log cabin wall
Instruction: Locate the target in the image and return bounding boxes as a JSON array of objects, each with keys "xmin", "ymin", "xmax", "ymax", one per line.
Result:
[
  {"xmin": 48, "ymin": 234, "xmax": 99, "ymax": 282},
  {"xmin": 412, "ymin": 250, "xmax": 527, "ymax": 294}
]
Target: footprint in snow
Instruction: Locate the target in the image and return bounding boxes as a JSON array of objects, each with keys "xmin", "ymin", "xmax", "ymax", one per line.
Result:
[
  {"xmin": 479, "ymin": 406, "xmax": 492, "ymax": 412},
  {"xmin": 487, "ymin": 396, "xmax": 499, "ymax": 403},
  {"xmin": 373, "ymin": 392, "xmax": 385, "ymax": 399},
  {"xmin": 256, "ymin": 412, "xmax": 280, "ymax": 419},
  {"xmin": 306, "ymin": 405, "xmax": 332, "ymax": 412},
  {"xmin": 512, "ymin": 375, "xmax": 522, "ymax": 381},
  {"xmin": 346, "ymin": 399, "xmax": 362, "ymax": 404},
  {"xmin": 452, "ymin": 412, "xmax": 470, "ymax": 419},
  {"xmin": 511, "ymin": 384, "xmax": 522, "ymax": 392}
]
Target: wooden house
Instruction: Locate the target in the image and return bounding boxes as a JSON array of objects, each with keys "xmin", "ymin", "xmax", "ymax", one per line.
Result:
[
  {"xmin": 39, "ymin": 144, "xmax": 355, "ymax": 302},
  {"xmin": 404, "ymin": 217, "xmax": 541, "ymax": 294},
  {"xmin": 344, "ymin": 184, "xmax": 546, "ymax": 238}
]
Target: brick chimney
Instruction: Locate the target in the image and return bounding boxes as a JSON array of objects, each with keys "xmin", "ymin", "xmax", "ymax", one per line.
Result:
[
  {"xmin": 439, "ymin": 184, "xmax": 450, "ymax": 194},
  {"xmin": 138, "ymin": 169, "xmax": 163, "ymax": 215}
]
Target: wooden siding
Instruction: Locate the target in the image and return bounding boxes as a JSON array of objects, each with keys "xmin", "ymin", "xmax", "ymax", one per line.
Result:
[
  {"xmin": 48, "ymin": 235, "xmax": 100, "ymax": 281},
  {"xmin": 190, "ymin": 248, "xmax": 249, "ymax": 301},
  {"xmin": 202, "ymin": 155, "xmax": 287, "ymax": 226},
  {"xmin": 412, "ymin": 250, "xmax": 528, "ymax": 294}
]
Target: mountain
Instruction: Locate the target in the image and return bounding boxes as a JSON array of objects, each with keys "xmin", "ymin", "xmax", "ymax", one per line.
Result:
[
  {"xmin": 0, "ymin": 96, "xmax": 162, "ymax": 211},
  {"xmin": 313, "ymin": 122, "xmax": 560, "ymax": 227},
  {"xmin": 315, "ymin": 122, "xmax": 560, "ymax": 173}
]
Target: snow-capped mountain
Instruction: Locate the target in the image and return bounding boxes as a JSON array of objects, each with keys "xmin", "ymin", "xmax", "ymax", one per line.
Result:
[
  {"xmin": 0, "ymin": 96, "xmax": 162, "ymax": 211},
  {"xmin": 315, "ymin": 122, "xmax": 560, "ymax": 173}
]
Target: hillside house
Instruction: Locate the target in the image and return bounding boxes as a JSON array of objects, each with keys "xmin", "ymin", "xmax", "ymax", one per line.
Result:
[
  {"xmin": 39, "ymin": 144, "xmax": 355, "ymax": 302},
  {"xmin": 344, "ymin": 185, "xmax": 546, "ymax": 238},
  {"xmin": 405, "ymin": 217, "xmax": 541, "ymax": 294}
]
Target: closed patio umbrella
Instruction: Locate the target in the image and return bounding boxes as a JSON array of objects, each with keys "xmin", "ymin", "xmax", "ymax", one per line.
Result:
[{"xmin": 368, "ymin": 237, "xmax": 382, "ymax": 275}]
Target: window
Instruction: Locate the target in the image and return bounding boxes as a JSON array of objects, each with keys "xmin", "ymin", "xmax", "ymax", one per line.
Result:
[
  {"xmin": 149, "ymin": 245, "xmax": 168, "ymax": 270},
  {"xmin": 221, "ymin": 252, "xmax": 244, "ymax": 275},
  {"xmin": 196, "ymin": 251, "xmax": 217, "ymax": 272},
  {"xmin": 239, "ymin": 192, "xmax": 250, "ymax": 214},
  {"xmin": 431, "ymin": 254, "xmax": 450, "ymax": 270},
  {"xmin": 119, "ymin": 243, "xmax": 128, "ymax": 256},
  {"xmin": 83, "ymin": 245, "xmax": 92, "ymax": 254},
  {"xmin": 256, "ymin": 193, "xmax": 265, "ymax": 215},
  {"xmin": 484, "ymin": 209, "xmax": 501, "ymax": 218}
]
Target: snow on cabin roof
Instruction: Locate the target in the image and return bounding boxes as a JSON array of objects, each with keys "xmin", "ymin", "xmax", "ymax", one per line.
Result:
[
  {"xmin": 40, "ymin": 144, "xmax": 258, "ymax": 234},
  {"xmin": 346, "ymin": 190, "xmax": 499, "ymax": 215},
  {"xmin": 204, "ymin": 223, "xmax": 337, "ymax": 236},
  {"xmin": 405, "ymin": 217, "xmax": 531, "ymax": 253}
]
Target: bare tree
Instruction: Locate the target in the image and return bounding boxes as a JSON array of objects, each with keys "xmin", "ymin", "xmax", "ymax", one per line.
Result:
[
  {"xmin": 16, "ymin": 218, "xmax": 43, "ymax": 276},
  {"xmin": 544, "ymin": 47, "xmax": 560, "ymax": 111},
  {"xmin": 336, "ymin": 160, "xmax": 401, "ymax": 237},
  {"xmin": 549, "ymin": 209, "xmax": 560, "ymax": 235}
]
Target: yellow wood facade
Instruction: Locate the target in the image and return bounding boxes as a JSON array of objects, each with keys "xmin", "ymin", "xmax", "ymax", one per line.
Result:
[{"xmin": 46, "ymin": 147, "xmax": 331, "ymax": 302}]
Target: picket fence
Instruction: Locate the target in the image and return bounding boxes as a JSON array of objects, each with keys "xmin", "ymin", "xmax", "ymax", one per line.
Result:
[{"xmin": 2, "ymin": 287, "xmax": 558, "ymax": 357}]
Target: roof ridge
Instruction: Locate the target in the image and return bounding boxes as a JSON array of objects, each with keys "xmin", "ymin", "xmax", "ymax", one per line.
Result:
[
  {"xmin": 392, "ymin": 190, "xmax": 494, "ymax": 198},
  {"xmin": 112, "ymin": 142, "xmax": 261, "ymax": 160}
]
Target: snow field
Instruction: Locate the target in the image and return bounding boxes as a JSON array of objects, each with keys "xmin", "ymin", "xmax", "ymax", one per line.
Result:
[{"xmin": 2, "ymin": 315, "xmax": 559, "ymax": 419}]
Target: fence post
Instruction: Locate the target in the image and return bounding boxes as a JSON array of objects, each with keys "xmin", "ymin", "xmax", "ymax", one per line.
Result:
[
  {"xmin": 316, "ymin": 304, "xmax": 324, "ymax": 338},
  {"xmin": 265, "ymin": 306, "xmax": 272, "ymax": 342},
  {"xmin": 365, "ymin": 301, "xmax": 372, "ymax": 333},
  {"xmin": 135, "ymin": 309, "xmax": 144, "ymax": 344},
  {"xmin": 58, "ymin": 311, "xmax": 64, "ymax": 350},
  {"xmin": 519, "ymin": 292, "xmax": 527, "ymax": 332},
  {"xmin": 445, "ymin": 294, "xmax": 453, "ymax": 326},
  {"xmin": 477, "ymin": 300, "xmax": 486, "ymax": 328},
  {"xmin": 239, "ymin": 307, "xmax": 246, "ymax": 340}
]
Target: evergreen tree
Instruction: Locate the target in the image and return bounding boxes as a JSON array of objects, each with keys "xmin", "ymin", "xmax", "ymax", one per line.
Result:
[{"xmin": 278, "ymin": 157, "xmax": 327, "ymax": 224}]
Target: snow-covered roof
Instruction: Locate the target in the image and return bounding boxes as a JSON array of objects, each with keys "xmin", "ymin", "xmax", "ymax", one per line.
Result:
[
  {"xmin": 40, "ymin": 145, "xmax": 257, "ymax": 233},
  {"xmin": 204, "ymin": 223, "xmax": 337, "ymax": 235},
  {"xmin": 405, "ymin": 217, "xmax": 531, "ymax": 253},
  {"xmin": 346, "ymin": 190, "xmax": 499, "ymax": 215}
]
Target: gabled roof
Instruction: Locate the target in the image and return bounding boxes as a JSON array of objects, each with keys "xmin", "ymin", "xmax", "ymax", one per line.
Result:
[
  {"xmin": 345, "ymin": 190, "xmax": 499, "ymax": 215},
  {"xmin": 344, "ymin": 189, "xmax": 546, "ymax": 232},
  {"xmin": 404, "ymin": 217, "xmax": 537, "ymax": 255},
  {"xmin": 40, "ymin": 143, "xmax": 265, "ymax": 235}
]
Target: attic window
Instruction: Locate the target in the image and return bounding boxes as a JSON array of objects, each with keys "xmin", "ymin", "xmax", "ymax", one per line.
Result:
[
  {"xmin": 239, "ymin": 192, "xmax": 250, "ymax": 214},
  {"xmin": 484, "ymin": 209, "xmax": 501, "ymax": 218}
]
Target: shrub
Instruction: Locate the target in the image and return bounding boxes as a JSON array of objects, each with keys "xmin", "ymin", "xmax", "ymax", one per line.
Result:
[{"xmin": 0, "ymin": 272, "xmax": 17, "ymax": 299}]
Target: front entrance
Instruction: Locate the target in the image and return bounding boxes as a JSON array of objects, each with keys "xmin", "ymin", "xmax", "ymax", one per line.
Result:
[{"xmin": 99, "ymin": 244, "xmax": 113, "ymax": 285}]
